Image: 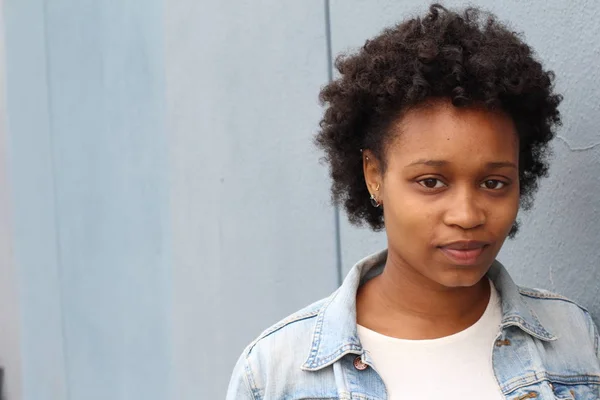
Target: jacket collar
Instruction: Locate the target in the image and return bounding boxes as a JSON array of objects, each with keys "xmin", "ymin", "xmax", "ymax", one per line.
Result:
[{"xmin": 301, "ymin": 249, "xmax": 556, "ymax": 371}]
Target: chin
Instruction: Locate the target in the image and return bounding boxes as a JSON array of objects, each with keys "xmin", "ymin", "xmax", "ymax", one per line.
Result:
[{"xmin": 435, "ymin": 265, "xmax": 489, "ymax": 288}]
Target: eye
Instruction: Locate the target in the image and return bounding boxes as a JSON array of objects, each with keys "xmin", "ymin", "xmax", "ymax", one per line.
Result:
[
  {"xmin": 481, "ymin": 180, "xmax": 506, "ymax": 190},
  {"xmin": 418, "ymin": 178, "xmax": 446, "ymax": 189}
]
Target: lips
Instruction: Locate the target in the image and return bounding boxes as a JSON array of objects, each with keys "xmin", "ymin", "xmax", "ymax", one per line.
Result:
[{"xmin": 438, "ymin": 240, "xmax": 490, "ymax": 265}]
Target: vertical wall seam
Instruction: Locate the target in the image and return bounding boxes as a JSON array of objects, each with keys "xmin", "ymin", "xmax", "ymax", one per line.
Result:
[
  {"xmin": 40, "ymin": 0, "xmax": 71, "ymax": 397},
  {"xmin": 324, "ymin": 0, "xmax": 343, "ymax": 286}
]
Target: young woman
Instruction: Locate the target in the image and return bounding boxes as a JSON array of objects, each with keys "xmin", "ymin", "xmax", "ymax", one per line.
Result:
[{"xmin": 227, "ymin": 4, "xmax": 600, "ymax": 399}]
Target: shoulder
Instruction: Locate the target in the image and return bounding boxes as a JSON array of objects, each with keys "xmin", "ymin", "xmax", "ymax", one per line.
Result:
[
  {"xmin": 228, "ymin": 296, "xmax": 335, "ymax": 398},
  {"xmin": 518, "ymin": 285, "xmax": 592, "ymax": 317},
  {"xmin": 248, "ymin": 297, "xmax": 326, "ymax": 353},
  {"xmin": 239, "ymin": 294, "xmax": 333, "ymax": 369},
  {"xmin": 518, "ymin": 286, "xmax": 598, "ymax": 353}
]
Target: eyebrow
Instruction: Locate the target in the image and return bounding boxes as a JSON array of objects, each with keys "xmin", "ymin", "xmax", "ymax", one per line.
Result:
[{"xmin": 406, "ymin": 159, "xmax": 517, "ymax": 169}]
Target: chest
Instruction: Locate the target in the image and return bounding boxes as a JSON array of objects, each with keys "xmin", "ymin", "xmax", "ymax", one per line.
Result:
[{"xmin": 278, "ymin": 334, "xmax": 600, "ymax": 400}]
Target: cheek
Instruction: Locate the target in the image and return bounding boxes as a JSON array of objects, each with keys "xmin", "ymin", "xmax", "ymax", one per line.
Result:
[
  {"xmin": 493, "ymin": 197, "xmax": 520, "ymax": 232},
  {"xmin": 383, "ymin": 184, "xmax": 437, "ymax": 238},
  {"xmin": 490, "ymin": 184, "xmax": 520, "ymax": 221}
]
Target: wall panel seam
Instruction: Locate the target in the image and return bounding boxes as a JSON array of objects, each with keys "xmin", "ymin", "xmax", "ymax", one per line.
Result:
[
  {"xmin": 40, "ymin": 0, "xmax": 71, "ymax": 398},
  {"xmin": 324, "ymin": 0, "xmax": 343, "ymax": 286}
]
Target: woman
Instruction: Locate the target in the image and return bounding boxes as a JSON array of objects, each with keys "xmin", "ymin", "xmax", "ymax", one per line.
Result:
[{"xmin": 227, "ymin": 4, "xmax": 600, "ymax": 399}]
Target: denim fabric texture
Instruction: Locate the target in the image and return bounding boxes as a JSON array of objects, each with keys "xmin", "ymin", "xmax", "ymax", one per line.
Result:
[{"xmin": 227, "ymin": 249, "xmax": 600, "ymax": 399}]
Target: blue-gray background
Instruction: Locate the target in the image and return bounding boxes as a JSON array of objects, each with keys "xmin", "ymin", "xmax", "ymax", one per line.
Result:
[{"xmin": 0, "ymin": 1, "xmax": 598, "ymax": 399}]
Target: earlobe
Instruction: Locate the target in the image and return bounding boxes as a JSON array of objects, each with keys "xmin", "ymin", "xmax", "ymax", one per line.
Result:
[
  {"xmin": 363, "ymin": 150, "xmax": 383, "ymax": 207},
  {"xmin": 369, "ymin": 183, "xmax": 382, "ymax": 208}
]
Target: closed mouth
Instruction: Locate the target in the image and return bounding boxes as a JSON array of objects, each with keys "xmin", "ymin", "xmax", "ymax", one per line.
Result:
[
  {"xmin": 437, "ymin": 241, "xmax": 491, "ymax": 265},
  {"xmin": 438, "ymin": 240, "xmax": 491, "ymax": 250}
]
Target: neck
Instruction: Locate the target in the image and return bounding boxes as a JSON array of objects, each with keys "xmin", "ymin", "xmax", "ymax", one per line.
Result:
[{"xmin": 356, "ymin": 250, "xmax": 491, "ymax": 339}]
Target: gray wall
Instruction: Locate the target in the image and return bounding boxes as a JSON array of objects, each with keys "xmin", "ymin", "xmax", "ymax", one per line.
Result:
[
  {"xmin": 0, "ymin": 1, "xmax": 22, "ymax": 399},
  {"xmin": 165, "ymin": 2, "xmax": 338, "ymax": 398},
  {"xmin": 4, "ymin": 0, "xmax": 170, "ymax": 399},
  {"xmin": 0, "ymin": 1, "xmax": 598, "ymax": 399}
]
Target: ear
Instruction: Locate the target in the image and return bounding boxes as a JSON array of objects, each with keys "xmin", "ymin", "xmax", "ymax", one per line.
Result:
[{"xmin": 362, "ymin": 149, "xmax": 383, "ymax": 197}]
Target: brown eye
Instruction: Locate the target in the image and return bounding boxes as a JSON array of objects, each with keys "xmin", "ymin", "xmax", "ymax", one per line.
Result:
[
  {"xmin": 418, "ymin": 178, "xmax": 445, "ymax": 189},
  {"xmin": 481, "ymin": 180, "xmax": 506, "ymax": 189}
]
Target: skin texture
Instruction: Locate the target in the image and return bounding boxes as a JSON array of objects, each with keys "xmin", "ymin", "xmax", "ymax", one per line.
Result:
[{"xmin": 357, "ymin": 99, "xmax": 520, "ymax": 339}]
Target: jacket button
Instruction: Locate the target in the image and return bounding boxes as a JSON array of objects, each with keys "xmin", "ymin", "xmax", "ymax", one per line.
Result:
[
  {"xmin": 512, "ymin": 392, "xmax": 538, "ymax": 400},
  {"xmin": 353, "ymin": 356, "xmax": 368, "ymax": 371}
]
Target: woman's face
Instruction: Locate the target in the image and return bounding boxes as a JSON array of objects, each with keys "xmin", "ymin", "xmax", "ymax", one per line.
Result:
[{"xmin": 366, "ymin": 100, "xmax": 520, "ymax": 288}]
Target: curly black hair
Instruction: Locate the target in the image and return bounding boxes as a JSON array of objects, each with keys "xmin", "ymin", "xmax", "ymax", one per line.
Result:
[{"xmin": 315, "ymin": 3, "xmax": 562, "ymax": 237}]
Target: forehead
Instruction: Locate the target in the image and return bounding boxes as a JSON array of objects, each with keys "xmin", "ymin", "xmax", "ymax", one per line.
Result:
[{"xmin": 387, "ymin": 100, "xmax": 518, "ymax": 166}]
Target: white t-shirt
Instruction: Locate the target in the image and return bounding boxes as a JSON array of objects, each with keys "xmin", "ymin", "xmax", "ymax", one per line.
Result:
[{"xmin": 357, "ymin": 280, "xmax": 504, "ymax": 400}]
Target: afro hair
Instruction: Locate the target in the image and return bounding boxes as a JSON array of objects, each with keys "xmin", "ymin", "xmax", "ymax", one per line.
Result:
[{"xmin": 315, "ymin": 3, "xmax": 562, "ymax": 236}]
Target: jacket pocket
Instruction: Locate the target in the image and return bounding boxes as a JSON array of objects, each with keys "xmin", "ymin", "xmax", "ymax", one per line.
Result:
[{"xmin": 548, "ymin": 382, "xmax": 599, "ymax": 399}]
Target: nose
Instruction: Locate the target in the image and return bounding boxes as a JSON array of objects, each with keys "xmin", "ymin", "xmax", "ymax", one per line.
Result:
[{"xmin": 442, "ymin": 187, "xmax": 486, "ymax": 230}]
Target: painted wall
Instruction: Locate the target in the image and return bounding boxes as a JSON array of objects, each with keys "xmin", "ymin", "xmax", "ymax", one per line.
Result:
[
  {"xmin": 0, "ymin": 1, "xmax": 23, "ymax": 399},
  {"xmin": 0, "ymin": 1, "xmax": 598, "ymax": 399},
  {"xmin": 165, "ymin": 2, "xmax": 337, "ymax": 398},
  {"xmin": 4, "ymin": 0, "xmax": 170, "ymax": 399}
]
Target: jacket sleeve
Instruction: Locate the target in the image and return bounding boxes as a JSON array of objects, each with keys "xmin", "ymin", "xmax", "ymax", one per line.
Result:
[
  {"xmin": 595, "ymin": 318, "xmax": 600, "ymax": 361},
  {"xmin": 585, "ymin": 311, "xmax": 600, "ymax": 361},
  {"xmin": 226, "ymin": 351, "xmax": 257, "ymax": 400}
]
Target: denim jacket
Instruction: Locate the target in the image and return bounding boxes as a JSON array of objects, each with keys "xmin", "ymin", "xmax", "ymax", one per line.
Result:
[{"xmin": 227, "ymin": 250, "xmax": 600, "ymax": 399}]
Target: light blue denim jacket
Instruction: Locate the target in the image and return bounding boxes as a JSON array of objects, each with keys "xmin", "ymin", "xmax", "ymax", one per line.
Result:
[{"xmin": 227, "ymin": 250, "xmax": 600, "ymax": 399}]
